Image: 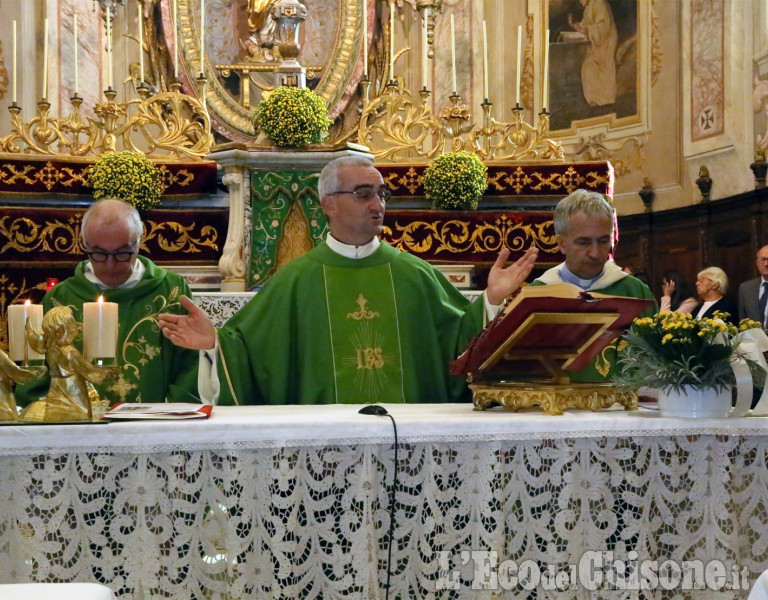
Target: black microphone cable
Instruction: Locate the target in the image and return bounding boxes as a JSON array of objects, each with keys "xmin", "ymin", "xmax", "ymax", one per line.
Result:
[{"xmin": 358, "ymin": 404, "xmax": 398, "ymax": 600}]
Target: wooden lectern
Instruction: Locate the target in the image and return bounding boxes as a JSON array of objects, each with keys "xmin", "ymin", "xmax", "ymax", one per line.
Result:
[{"xmin": 451, "ymin": 284, "xmax": 654, "ymax": 414}]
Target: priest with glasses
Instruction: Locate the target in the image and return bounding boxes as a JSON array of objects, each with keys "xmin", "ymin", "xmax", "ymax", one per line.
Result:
[
  {"xmin": 159, "ymin": 156, "xmax": 539, "ymax": 405},
  {"xmin": 16, "ymin": 199, "xmax": 199, "ymax": 406}
]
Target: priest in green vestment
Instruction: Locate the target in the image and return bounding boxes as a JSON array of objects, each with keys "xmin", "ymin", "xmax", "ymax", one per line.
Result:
[
  {"xmin": 159, "ymin": 156, "xmax": 539, "ymax": 405},
  {"xmin": 530, "ymin": 189, "xmax": 657, "ymax": 381},
  {"xmin": 16, "ymin": 199, "xmax": 199, "ymax": 406}
]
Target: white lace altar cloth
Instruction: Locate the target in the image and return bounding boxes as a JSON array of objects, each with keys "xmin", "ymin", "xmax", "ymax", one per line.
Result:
[
  {"xmin": 195, "ymin": 291, "xmax": 482, "ymax": 327},
  {"xmin": 1, "ymin": 404, "xmax": 767, "ymax": 599}
]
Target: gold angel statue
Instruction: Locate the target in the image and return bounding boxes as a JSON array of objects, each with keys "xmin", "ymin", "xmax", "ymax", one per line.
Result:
[
  {"xmin": 0, "ymin": 349, "xmax": 46, "ymax": 421},
  {"xmin": 20, "ymin": 306, "xmax": 117, "ymax": 422}
]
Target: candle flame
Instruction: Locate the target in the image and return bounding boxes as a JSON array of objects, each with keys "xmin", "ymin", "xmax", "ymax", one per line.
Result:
[
  {"xmin": 98, "ymin": 295, "xmax": 104, "ymax": 303},
  {"xmin": 24, "ymin": 299, "xmax": 30, "ymax": 306}
]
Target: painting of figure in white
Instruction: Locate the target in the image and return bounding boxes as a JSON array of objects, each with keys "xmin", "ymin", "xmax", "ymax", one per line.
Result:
[{"xmin": 548, "ymin": 0, "xmax": 638, "ymax": 131}]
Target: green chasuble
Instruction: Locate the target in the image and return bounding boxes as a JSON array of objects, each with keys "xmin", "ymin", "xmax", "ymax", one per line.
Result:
[
  {"xmin": 15, "ymin": 256, "xmax": 199, "ymax": 405},
  {"xmin": 531, "ymin": 262, "xmax": 658, "ymax": 382},
  {"xmin": 216, "ymin": 242, "xmax": 486, "ymax": 405}
]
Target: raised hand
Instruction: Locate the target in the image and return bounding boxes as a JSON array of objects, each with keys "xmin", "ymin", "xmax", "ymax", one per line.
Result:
[
  {"xmin": 485, "ymin": 246, "xmax": 539, "ymax": 306},
  {"xmin": 661, "ymin": 279, "xmax": 675, "ymax": 297},
  {"xmin": 158, "ymin": 295, "xmax": 216, "ymax": 350}
]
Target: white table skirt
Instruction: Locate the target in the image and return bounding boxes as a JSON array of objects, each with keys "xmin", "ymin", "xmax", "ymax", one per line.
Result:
[{"xmin": 0, "ymin": 404, "xmax": 766, "ymax": 599}]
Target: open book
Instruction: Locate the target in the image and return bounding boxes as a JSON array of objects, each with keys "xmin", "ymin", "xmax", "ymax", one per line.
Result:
[
  {"xmin": 451, "ymin": 283, "xmax": 654, "ymax": 383},
  {"xmin": 102, "ymin": 403, "xmax": 212, "ymax": 420}
]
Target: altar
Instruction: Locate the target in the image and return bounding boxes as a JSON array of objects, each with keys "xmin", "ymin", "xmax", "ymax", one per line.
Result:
[{"xmin": 0, "ymin": 404, "xmax": 765, "ymax": 599}]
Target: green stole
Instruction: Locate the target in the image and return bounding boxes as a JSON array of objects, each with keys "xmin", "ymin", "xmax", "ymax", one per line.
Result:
[{"xmin": 322, "ymin": 262, "xmax": 405, "ymax": 403}]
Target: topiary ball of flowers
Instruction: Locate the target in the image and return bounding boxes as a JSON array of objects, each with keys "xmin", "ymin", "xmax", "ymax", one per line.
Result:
[
  {"xmin": 88, "ymin": 151, "xmax": 163, "ymax": 211},
  {"xmin": 255, "ymin": 86, "xmax": 332, "ymax": 148},
  {"xmin": 423, "ymin": 151, "xmax": 488, "ymax": 210}
]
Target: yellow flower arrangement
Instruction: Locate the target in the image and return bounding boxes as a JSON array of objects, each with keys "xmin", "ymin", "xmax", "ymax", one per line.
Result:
[
  {"xmin": 255, "ymin": 86, "xmax": 332, "ymax": 148},
  {"xmin": 615, "ymin": 311, "xmax": 762, "ymax": 393},
  {"xmin": 88, "ymin": 151, "xmax": 163, "ymax": 211},
  {"xmin": 423, "ymin": 151, "xmax": 488, "ymax": 210}
]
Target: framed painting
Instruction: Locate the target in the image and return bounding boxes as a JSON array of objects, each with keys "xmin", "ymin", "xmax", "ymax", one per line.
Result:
[{"xmin": 546, "ymin": 0, "xmax": 644, "ymax": 134}]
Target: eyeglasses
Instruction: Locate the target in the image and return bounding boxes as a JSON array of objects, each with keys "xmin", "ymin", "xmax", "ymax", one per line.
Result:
[
  {"xmin": 329, "ymin": 185, "xmax": 392, "ymax": 202},
  {"xmin": 757, "ymin": 258, "xmax": 768, "ymax": 264},
  {"xmin": 85, "ymin": 249, "xmax": 137, "ymax": 263}
]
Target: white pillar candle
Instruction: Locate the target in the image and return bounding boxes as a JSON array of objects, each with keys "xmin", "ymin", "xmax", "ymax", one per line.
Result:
[
  {"xmin": 73, "ymin": 12, "xmax": 79, "ymax": 94},
  {"xmin": 482, "ymin": 20, "xmax": 489, "ymax": 100},
  {"xmin": 450, "ymin": 13, "xmax": 456, "ymax": 94},
  {"xmin": 12, "ymin": 20, "xmax": 16, "ymax": 103},
  {"xmin": 138, "ymin": 3, "xmax": 144, "ymax": 82},
  {"xmin": 173, "ymin": 0, "xmax": 178, "ymax": 78},
  {"xmin": 42, "ymin": 17, "xmax": 48, "ymax": 99},
  {"xmin": 389, "ymin": 1, "xmax": 394, "ymax": 81},
  {"xmin": 200, "ymin": 0, "xmax": 205, "ymax": 76},
  {"xmin": 7, "ymin": 301, "xmax": 43, "ymax": 362},
  {"xmin": 515, "ymin": 25, "xmax": 521, "ymax": 106},
  {"xmin": 421, "ymin": 10, "xmax": 428, "ymax": 88},
  {"xmin": 543, "ymin": 29, "xmax": 549, "ymax": 110},
  {"xmin": 83, "ymin": 296, "xmax": 118, "ymax": 359},
  {"xmin": 362, "ymin": 0, "xmax": 368, "ymax": 78},
  {"xmin": 106, "ymin": 6, "xmax": 113, "ymax": 89}
]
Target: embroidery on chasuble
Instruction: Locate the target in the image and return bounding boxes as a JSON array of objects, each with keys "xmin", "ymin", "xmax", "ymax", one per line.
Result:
[{"xmin": 322, "ymin": 264, "xmax": 405, "ymax": 403}]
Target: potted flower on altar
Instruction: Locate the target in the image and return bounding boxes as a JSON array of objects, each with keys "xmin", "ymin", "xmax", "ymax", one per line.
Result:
[
  {"xmin": 88, "ymin": 150, "xmax": 163, "ymax": 211},
  {"xmin": 254, "ymin": 86, "xmax": 332, "ymax": 148},
  {"xmin": 423, "ymin": 150, "xmax": 488, "ymax": 210},
  {"xmin": 614, "ymin": 311, "xmax": 765, "ymax": 417}
]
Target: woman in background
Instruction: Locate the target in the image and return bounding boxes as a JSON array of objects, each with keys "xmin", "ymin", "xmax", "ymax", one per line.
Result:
[{"xmin": 659, "ymin": 269, "xmax": 697, "ymax": 314}]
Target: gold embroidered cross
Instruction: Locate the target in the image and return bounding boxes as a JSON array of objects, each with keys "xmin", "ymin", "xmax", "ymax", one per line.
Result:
[{"xmin": 346, "ymin": 294, "xmax": 380, "ymax": 320}]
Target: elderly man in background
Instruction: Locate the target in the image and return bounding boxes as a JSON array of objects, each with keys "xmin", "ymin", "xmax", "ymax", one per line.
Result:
[
  {"xmin": 530, "ymin": 189, "xmax": 657, "ymax": 381},
  {"xmin": 739, "ymin": 245, "xmax": 768, "ymax": 326},
  {"xmin": 16, "ymin": 199, "xmax": 199, "ymax": 406},
  {"xmin": 159, "ymin": 156, "xmax": 539, "ymax": 405}
]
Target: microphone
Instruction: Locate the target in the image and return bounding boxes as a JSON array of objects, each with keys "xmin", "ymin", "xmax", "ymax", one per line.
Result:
[
  {"xmin": 358, "ymin": 403, "xmax": 398, "ymax": 600},
  {"xmin": 358, "ymin": 404, "xmax": 388, "ymax": 416}
]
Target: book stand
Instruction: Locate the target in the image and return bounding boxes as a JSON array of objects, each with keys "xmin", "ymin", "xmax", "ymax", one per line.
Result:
[{"xmin": 452, "ymin": 290, "xmax": 654, "ymax": 414}]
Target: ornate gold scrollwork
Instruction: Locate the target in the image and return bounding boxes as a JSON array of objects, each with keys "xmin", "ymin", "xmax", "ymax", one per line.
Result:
[
  {"xmin": 386, "ymin": 214, "xmax": 557, "ymax": 257},
  {"xmin": 144, "ymin": 220, "xmax": 220, "ymax": 254},
  {"xmin": 0, "ymin": 84, "xmax": 213, "ymax": 160},
  {"xmin": 357, "ymin": 78, "xmax": 564, "ymax": 164},
  {"xmin": 470, "ymin": 105, "xmax": 564, "ymax": 163},
  {"xmin": 358, "ymin": 81, "xmax": 444, "ymax": 162},
  {"xmin": 0, "ymin": 216, "xmax": 80, "ymax": 255},
  {"xmin": 470, "ymin": 381, "xmax": 637, "ymax": 415}
]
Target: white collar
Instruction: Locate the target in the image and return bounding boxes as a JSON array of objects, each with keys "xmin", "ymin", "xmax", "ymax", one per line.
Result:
[
  {"xmin": 325, "ymin": 233, "xmax": 380, "ymax": 259},
  {"xmin": 84, "ymin": 257, "xmax": 145, "ymax": 289},
  {"xmin": 538, "ymin": 260, "xmax": 627, "ymax": 290}
]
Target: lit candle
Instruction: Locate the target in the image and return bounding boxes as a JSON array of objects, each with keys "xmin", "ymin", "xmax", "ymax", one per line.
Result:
[
  {"xmin": 515, "ymin": 25, "xmax": 521, "ymax": 106},
  {"xmin": 421, "ymin": 11, "xmax": 428, "ymax": 89},
  {"xmin": 200, "ymin": 0, "xmax": 205, "ymax": 76},
  {"xmin": 543, "ymin": 29, "xmax": 549, "ymax": 110},
  {"xmin": 450, "ymin": 13, "xmax": 457, "ymax": 94},
  {"xmin": 83, "ymin": 296, "xmax": 119, "ymax": 360},
  {"xmin": 73, "ymin": 12, "xmax": 79, "ymax": 94},
  {"xmin": 138, "ymin": 3, "xmax": 144, "ymax": 82},
  {"xmin": 7, "ymin": 301, "xmax": 44, "ymax": 362},
  {"xmin": 12, "ymin": 20, "xmax": 16, "ymax": 104},
  {"xmin": 362, "ymin": 0, "xmax": 367, "ymax": 78},
  {"xmin": 482, "ymin": 20, "xmax": 489, "ymax": 100},
  {"xmin": 389, "ymin": 1, "xmax": 394, "ymax": 81},
  {"xmin": 173, "ymin": 0, "xmax": 178, "ymax": 78},
  {"xmin": 42, "ymin": 17, "xmax": 48, "ymax": 99},
  {"xmin": 106, "ymin": 6, "xmax": 113, "ymax": 89}
]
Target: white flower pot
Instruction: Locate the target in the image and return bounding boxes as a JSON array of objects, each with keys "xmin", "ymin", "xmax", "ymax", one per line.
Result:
[{"xmin": 657, "ymin": 386, "xmax": 731, "ymax": 418}]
